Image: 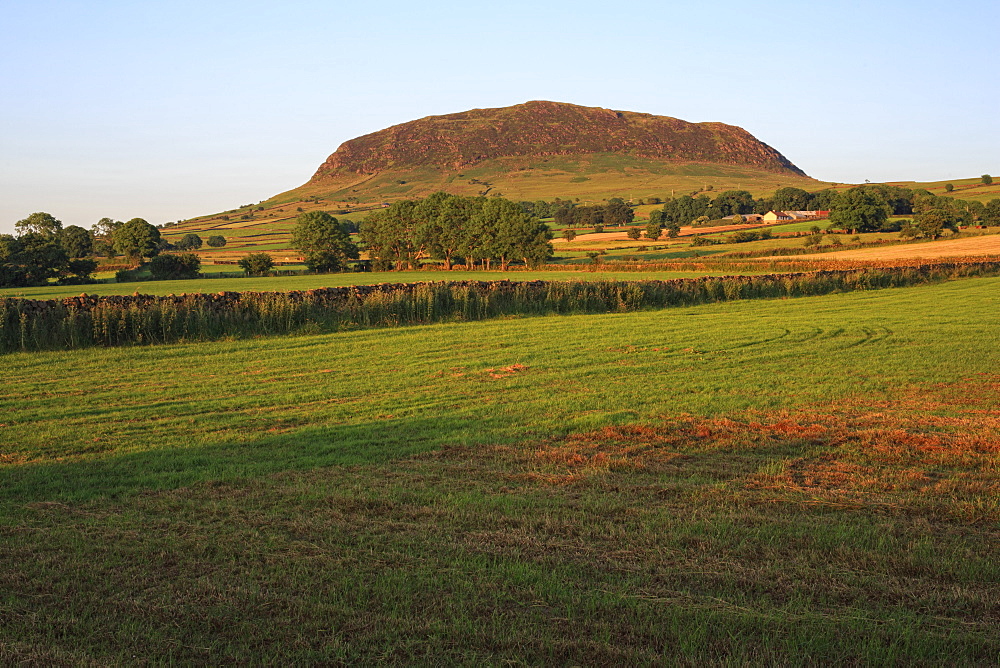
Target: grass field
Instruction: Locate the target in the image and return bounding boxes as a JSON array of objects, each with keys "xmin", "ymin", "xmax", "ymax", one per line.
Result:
[
  {"xmin": 2, "ymin": 276, "xmax": 999, "ymax": 662},
  {"xmin": 796, "ymin": 233, "xmax": 1000, "ymax": 261}
]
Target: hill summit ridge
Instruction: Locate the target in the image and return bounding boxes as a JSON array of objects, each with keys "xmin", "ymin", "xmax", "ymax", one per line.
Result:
[{"xmin": 311, "ymin": 100, "xmax": 806, "ymax": 180}]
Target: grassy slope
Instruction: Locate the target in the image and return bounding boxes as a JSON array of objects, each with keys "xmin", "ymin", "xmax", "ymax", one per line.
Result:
[
  {"xmin": 167, "ymin": 156, "xmax": 828, "ymax": 243},
  {"xmin": 2, "ymin": 278, "xmax": 999, "ymax": 662},
  {"xmin": 824, "ymin": 175, "xmax": 1000, "ymax": 203},
  {"xmin": 286, "ymin": 155, "xmax": 827, "ymax": 204}
]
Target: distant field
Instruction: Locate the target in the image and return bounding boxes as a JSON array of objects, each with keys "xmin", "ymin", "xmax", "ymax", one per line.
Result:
[
  {"xmin": 823, "ymin": 176, "xmax": 1000, "ymax": 203},
  {"xmin": 2, "ymin": 277, "xmax": 999, "ymax": 662},
  {"xmin": 795, "ymin": 234, "xmax": 1000, "ymax": 261}
]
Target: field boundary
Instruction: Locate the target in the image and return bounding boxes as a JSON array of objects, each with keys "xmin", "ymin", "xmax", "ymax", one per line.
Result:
[{"xmin": 4, "ymin": 260, "xmax": 1000, "ymax": 353}]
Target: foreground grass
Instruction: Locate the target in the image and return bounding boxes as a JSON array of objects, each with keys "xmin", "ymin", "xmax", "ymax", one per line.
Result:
[{"xmin": 2, "ymin": 278, "xmax": 999, "ymax": 662}]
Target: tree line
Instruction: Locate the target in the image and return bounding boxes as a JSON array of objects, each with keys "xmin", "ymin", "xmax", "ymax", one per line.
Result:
[
  {"xmin": 360, "ymin": 192, "xmax": 553, "ymax": 271},
  {"xmin": 646, "ymin": 185, "xmax": 1000, "ymax": 233},
  {"xmin": 0, "ymin": 212, "xmax": 234, "ymax": 287},
  {"xmin": 552, "ymin": 198, "xmax": 635, "ymax": 228}
]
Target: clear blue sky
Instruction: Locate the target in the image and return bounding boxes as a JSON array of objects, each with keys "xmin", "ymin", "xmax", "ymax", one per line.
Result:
[{"xmin": 1, "ymin": 0, "xmax": 997, "ymax": 233}]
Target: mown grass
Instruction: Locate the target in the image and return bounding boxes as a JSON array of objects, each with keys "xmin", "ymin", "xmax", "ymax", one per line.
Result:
[{"xmin": 2, "ymin": 277, "xmax": 999, "ymax": 662}]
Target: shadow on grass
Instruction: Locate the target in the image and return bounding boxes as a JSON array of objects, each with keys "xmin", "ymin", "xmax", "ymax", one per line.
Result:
[{"xmin": 0, "ymin": 416, "xmax": 476, "ymax": 505}]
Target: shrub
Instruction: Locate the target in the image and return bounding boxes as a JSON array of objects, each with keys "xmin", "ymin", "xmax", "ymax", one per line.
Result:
[
  {"xmin": 239, "ymin": 253, "xmax": 274, "ymax": 276},
  {"xmin": 729, "ymin": 231, "xmax": 759, "ymax": 243},
  {"xmin": 148, "ymin": 253, "xmax": 201, "ymax": 280},
  {"xmin": 593, "ymin": 225, "xmax": 604, "ymax": 234}
]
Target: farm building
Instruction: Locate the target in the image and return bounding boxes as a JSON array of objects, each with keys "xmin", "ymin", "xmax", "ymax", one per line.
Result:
[
  {"xmin": 763, "ymin": 210, "xmax": 794, "ymax": 222},
  {"xmin": 763, "ymin": 210, "xmax": 830, "ymax": 222}
]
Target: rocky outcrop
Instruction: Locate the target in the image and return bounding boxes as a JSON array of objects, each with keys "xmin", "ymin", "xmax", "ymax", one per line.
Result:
[{"xmin": 312, "ymin": 100, "xmax": 806, "ymax": 179}]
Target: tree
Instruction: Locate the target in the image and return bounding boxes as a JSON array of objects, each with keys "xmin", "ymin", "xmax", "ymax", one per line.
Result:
[
  {"xmin": 604, "ymin": 198, "xmax": 634, "ymax": 226},
  {"xmin": 983, "ymin": 199, "xmax": 1000, "ymax": 226},
  {"xmin": 911, "ymin": 197, "xmax": 962, "ymax": 238},
  {"xmin": 91, "ymin": 218, "xmax": 122, "ymax": 257},
  {"xmin": 0, "ymin": 233, "xmax": 69, "ymax": 287},
  {"xmin": 828, "ymin": 188, "xmax": 890, "ymax": 233},
  {"xmin": 626, "ymin": 227, "xmax": 642, "ymax": 240},
  {"xmin": 771, "ymin": 187, "xmax": 811, "ymax": 211},
  {"xmin": 414, "ymin": 192, "xmax": 477, "ymax": 270},
  {"xmin": 292, "ymin": 211, "xmax": 359, "ymax": 271},
  {"xmin": 176, "ymin": 233, "xmax": 203, "ymax": 250},
  {"xmin": 64, "ymin": 258, "xmax": 98, "ymax": 283},
  {"xmin": 562, "ymin": 228, "xmax": 576, "ymax": 242},
  {"xmin": 15, "ymin": 212, "xmax": 62, "ymax": 237},
  {"xmin": 112, "ymin": 218, "xmax": 161, "ymax": 263},
  {"xmin": 472, "ymin": 197, "xmax": 552, "ymax": 270},
  {"xmin": 944, "ymin": 183, "xmax": 954, "ymax": 192},
  {"xmin": 361, "ymin": 203, "xmax": 421, "ymax": 270},
  {"xmin": 148, "ymin": 253, "xmax": 201, "ymax": 279},
  {"xmin": 60, "ymin": 225, "xmax": 93, "ymax": 258},
  {"xmin": 982, "ymin": 174, "xmax": 993, "ymax": 185},
  {"xmin": 92, "ymin": 217, "xmax": 122, "ymax": 241},
  {"xmin": 238, "ymin": 253, "xmax": 274, "ymax": 276},
  {"xmin": 712, "ymin": 190, "xmax": 755, "ymax": 217},
  {"xmin": 645, "ymin": 220, "xmax": 662, "ymax": 241},
  {"xmin": 206, "ymin": 235, "xmax": 227, "ymax": 247}
]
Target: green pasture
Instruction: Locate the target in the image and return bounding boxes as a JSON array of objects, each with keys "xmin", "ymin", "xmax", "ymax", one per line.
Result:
[{"xmin": 2, "ymin": 277, "xmax": 999, "ymax": 662}]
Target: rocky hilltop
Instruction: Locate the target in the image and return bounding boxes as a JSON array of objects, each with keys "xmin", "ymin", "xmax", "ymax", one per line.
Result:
[{"xmin": 311, "ymin": 100, "xmax": 806, "ymax": 180}]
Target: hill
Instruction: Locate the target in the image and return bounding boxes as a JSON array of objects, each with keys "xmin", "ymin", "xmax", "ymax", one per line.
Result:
[{"xmin": 264, "ymin": 100, "xmax": 825, "ymax": 206}]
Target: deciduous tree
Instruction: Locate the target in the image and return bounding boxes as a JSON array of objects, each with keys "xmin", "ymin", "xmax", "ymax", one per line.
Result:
[
  {"xmin": 645, "ymin": 220, "xmax": 662, "ymax": 241},
  {"xmin": 176, "ymin": 233, "xmax": 203, "ymax": 250},
  {"xmin": 829, "ymin": 188, "xmax": 890, "ymax": 233},
  {"xmin": 15, "ymin": 212, "xmax": 62, "ymax": 237},
  {"xmin": 291, "ymin": 211, "xmax": 359, "ymax": 271},
  {"xmin": 112, "ymin": 218, "xmax": 161, "ymax": 263},
  {"xmin": 60, "ymin": 225, "xmax": 93, "ymax": 258},
  {"xmin": 238, "ymin": 253, "xmax": 273, "ymax": 276},
  {"xmin": 148, "ymin": 253, "xmax": 201, "ymax": 279}
]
